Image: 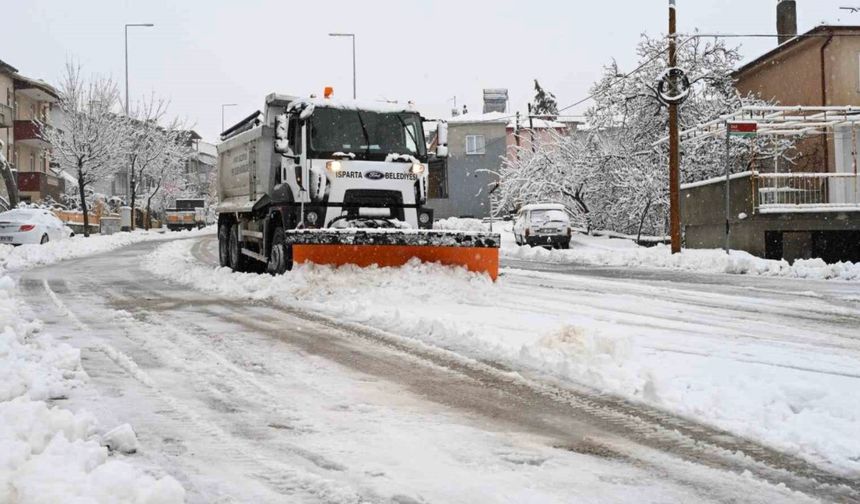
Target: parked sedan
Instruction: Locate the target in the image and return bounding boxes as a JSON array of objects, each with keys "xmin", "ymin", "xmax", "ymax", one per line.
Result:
[{"xmin": 0, "ymin": 208, "xmax": 72, "ymax": 245}]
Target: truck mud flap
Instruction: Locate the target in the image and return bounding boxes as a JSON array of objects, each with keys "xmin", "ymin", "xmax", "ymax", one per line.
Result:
[{"xmin": 284, "ymin": 230, "xmax": 501, "ymax": 280}]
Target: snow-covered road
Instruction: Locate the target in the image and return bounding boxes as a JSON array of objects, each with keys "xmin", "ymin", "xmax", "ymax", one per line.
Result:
[{"xmin": 13, "ymin": 236, "xmax": 860, "ymax": 503}]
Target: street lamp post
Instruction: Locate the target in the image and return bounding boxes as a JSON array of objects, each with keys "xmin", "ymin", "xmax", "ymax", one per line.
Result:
[
  {"xmin": 124, "ymin": 23, "xmax": 153, "ymax": 230},
  {"xmin": 328, "ymin": 33, "xmax": 356, "ymax": 99},
  {"xmin": 124, "ymin": 23, "xmax": 154, "ymax": 115},
  {"xmin": 221, "ymin": 103, "xmax": 238, "ymax": 134}
]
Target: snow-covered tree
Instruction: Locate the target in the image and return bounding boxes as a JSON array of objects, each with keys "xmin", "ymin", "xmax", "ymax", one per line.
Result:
[
  {"xmin": 40, "ymin": 63, "xmax": 126, "ymax": 237},
  {"xmin": 140, "ymin": 128, "xmax": 194, "ymax": 229},
  {"xmin": 496, "ymin": 34, "xmax": 793, "ymax": 238},
  {"xmin": 124, "ymin": 97, "xmax": 174, "ymax": 230},
  {"xmin": 532, "ymin": 80, "xmax": 559, "ymax": 119}
]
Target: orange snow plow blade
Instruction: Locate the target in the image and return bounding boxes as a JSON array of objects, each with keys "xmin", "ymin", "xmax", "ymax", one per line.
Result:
[{"xmin": 286, "ymin": 230, "xmax": 501, "ymax": 280}]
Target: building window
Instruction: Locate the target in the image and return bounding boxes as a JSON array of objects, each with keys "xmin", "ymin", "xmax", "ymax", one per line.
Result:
[
  {"xmin": 428, "ymin": 159, "xmax": 448, "ymax": 199},
  {"xmin": 465, "ymin": 135, "xmax": 486, "ymax": 155},
  {"xmin": 30, "ymin": 153, "xmax": 36, "ymax": 172}
]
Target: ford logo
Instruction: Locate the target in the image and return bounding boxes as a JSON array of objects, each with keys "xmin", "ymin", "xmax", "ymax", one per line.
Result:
[{"xmin": 365, "ymin": 171, "xmax": 384, "ymax": 180}]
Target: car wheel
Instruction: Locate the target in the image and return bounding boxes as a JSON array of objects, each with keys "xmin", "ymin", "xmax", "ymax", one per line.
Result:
[{"xmin": 40, "ymin": 234, "xmax": 49, "ymax": 244}]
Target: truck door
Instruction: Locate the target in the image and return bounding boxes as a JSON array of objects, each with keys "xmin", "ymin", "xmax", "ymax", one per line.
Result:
[{"xmin": 288, "ymin": 115, "xmax": 309, "ymax": 203}]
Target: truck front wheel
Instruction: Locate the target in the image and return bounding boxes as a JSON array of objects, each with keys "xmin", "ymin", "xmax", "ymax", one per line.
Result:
[
  {"xmin": 218, "ymin": 223, "xmax": 231, "ymax": 267},
  {"xmin": 266, "ymin": 227, "xmax": 292, "ymax": 275}
]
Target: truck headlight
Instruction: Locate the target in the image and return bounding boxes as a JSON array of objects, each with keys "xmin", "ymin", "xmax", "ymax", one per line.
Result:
[
  {"xmin": 306, "ymin": 210, "xmax": 319, "ymax": 225},
  {"xmin": 410, "ymin": 163, "xmax": 425, "ymax": 175},
  {"xmin": 418, "ymin": 212, "xmax": 431, "ymax": 225},
  {"xmin": 326, "ymin": 160, "xmax": 343, "ymax": 173}
]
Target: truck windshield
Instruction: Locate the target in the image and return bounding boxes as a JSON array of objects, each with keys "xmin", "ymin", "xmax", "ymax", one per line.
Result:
[{"xmin": 309, "ymin": 107, "xmax": 427, "ymax": 161}]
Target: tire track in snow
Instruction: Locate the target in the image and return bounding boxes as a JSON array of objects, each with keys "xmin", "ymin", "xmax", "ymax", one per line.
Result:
[
  {"xmin": 188, "ymin": 237, "xmax": 860, "ymax": 502},
  {"xmin": 42, "ymin": 278, "xmax": 367, "ymax": 504}
]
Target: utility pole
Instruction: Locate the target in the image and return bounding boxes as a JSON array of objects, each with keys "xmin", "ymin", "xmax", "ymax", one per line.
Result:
[
  {"xmin": 668, "ymin": 0, "xmax": 682, "ymax": 254},
  {"xmin": 221, "ymin": 103, "xmax": 238, "ymax": 134},
  {"xmin": 527, "ymin": 103, "xmax": 536, "ymax": 153},
  {"xmin": 124, "ymin": 22, "xmax": 154, "ymax": 231}
]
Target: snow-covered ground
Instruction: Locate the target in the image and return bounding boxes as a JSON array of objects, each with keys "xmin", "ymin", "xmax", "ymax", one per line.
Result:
[
  {"xmin": 0, "ymin": 227, "xmax": 211, "ymax": 274},
  {"xmin": 439, "ymin": 217, "xmax": 860, "ymax": 281},
  {"xmin": 0, "ymin": 230, "xmax": 211, "ymax": 503},
  {"xmin": 144, "ymin": 235, "xmax": 860, "ymax": 477}
]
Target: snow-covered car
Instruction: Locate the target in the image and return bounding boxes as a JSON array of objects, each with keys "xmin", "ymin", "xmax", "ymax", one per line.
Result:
[
  {"xmin": 0, "ymin": 208, "xmax": 71, "ymax": 245},
  {"xmin": 513, "ymin": 203, "xmax": 572, "ymax": 249}
]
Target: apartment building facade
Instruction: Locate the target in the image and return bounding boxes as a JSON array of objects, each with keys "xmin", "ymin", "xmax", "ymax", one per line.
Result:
[{"xmin": 0, "ymin": 57, "xmax": 64, "ymax": 205}]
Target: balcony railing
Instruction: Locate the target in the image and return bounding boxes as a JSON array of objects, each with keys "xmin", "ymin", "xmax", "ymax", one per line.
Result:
[{"xmin": 755, "ymin": 172, "xmax": 860, "ymax": 213}]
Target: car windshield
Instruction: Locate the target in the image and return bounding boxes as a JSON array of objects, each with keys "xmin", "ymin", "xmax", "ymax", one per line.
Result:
[
  {"xmin": 309, "ymin": 107, "xmax": 427, "ymax": 161},
  {"xmin": 530, "ymin": 209, "xmax": 568, "ymax": 224}
]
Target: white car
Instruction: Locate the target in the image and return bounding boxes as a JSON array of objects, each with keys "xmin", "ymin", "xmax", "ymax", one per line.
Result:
[
  {"xmin": 0, "ymin": 208, "xmax": 73, "ymax": 245},
  {"xmin": 513, "ymin": 203, "xmax": 572, "ymax": 249}
]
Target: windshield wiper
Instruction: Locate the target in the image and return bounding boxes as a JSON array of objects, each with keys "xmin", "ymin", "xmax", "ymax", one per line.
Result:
[{"xmin": 355, "ymin": 111, "xmax": 372, "ymax": 157}]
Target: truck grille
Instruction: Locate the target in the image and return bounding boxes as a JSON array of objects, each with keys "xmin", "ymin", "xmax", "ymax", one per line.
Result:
[{"xmin": 342, "ymin": 190, "xmax": 404, "ymax": 221}]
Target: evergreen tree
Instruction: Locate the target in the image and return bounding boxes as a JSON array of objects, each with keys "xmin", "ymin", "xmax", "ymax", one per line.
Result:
[{"xmin": 532, "ymin": 80, "xmax": 559, "ymax": 119}]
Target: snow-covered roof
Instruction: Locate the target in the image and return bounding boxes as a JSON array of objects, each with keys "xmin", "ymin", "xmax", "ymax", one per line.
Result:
[
  {"xmin": 520, "ymin": 203, "xmax": 566, "ymax": 211},
  {"xmin": 507, "ymin": 117, "xmax": 567, "ymax": 130},
  {"xmin": 448, "ymin": 111, "xmax": 510, "ymax": 125},
  {"xmin": 271, "ymin": 94, "xmax": 419, "ymax": 115},
  {"xmin": 195, "ymin": 141, "xmax": 217, "ymax": 158}
]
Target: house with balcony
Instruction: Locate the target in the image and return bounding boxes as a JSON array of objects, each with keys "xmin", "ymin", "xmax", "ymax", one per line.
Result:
[
  {"xmin": 0, "ymin": 57, "xmax": 64, "ymax": 205},
  {"xmin": 13, "ymin": 73, "xmax": 62, "ymax": 203},
  {"xmin": 678, "ymin": 2, "xmax": 860, "ymax": 263}
]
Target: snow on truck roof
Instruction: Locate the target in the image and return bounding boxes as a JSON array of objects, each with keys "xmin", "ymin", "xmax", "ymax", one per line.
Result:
[{"xmin": 267, "ymin": 93, "xmax": 418, "ymax": 115}]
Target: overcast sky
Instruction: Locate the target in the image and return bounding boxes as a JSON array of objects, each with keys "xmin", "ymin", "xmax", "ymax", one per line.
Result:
[{"xmin": 4, "ymin": 0, "xmax": 856, "ymax": 141}]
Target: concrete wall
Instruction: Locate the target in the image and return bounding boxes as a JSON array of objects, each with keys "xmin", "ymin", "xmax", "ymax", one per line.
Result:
[
  {"xmin": 428, "ymin": 122, "xmax": 505, "ymax": 219},
  {"xmin": 681, "ymin": 174, "xmax": 860, "ymax": 262}
]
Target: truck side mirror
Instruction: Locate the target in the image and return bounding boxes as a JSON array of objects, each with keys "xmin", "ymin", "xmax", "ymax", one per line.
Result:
[
  {"xmin": 436, "ymin": 120, "xmax": 448, "ymax": 158},
  {"xmin": 274, "ymin": 113, "xmax": 289, "ymax": 154}
]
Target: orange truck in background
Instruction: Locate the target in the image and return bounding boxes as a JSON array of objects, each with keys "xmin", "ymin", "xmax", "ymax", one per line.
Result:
[{"xmin": 164, "ymin": 198, "xmax": 206, "ymax": 231}]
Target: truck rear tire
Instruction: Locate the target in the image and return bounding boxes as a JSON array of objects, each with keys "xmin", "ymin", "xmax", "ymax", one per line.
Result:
[
  {"xmin": 266, "ymin": 227, "xmax": 292, "ymax": 275},
  {"xmin": 228, "ymin": 223, "xmax": 249, "ymax": 272},
  {"xmin": 218, "ymin": 223, "xmax": 231, "ymax": 267}
]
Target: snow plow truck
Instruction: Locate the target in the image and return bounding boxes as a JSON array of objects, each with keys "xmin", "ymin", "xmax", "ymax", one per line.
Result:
[{"xmin": 215, "ymin": 92, "xmax": 500, "ymax": 279}]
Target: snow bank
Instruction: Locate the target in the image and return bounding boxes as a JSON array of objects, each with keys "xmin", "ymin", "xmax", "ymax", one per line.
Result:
[
  {"xmin": 0, "ymin": 244, "xmax": 186, "ymax": 502},
  {"xmin": 0, "ymin": 226, "xmax": 212, "ymax": 274},
  {"xmin": 433, "ymin": 217, "xmax": 490, "ymax": 233},
  {"xmin": 143, "ymin": 241, "xmax": 646, "ymax": 402},
  {"xmin": 145, "ymin": 239, "xmax": 860, "ymax": 474},
  {"xmin": 503, "ymin": 233, "xmax": 860, "ymax": 281}
]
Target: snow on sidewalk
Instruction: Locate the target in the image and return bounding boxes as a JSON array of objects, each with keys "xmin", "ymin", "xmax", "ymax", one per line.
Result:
[
  {"xmin": 145, "ymin": 239, "xmax": 860, "ymax": 476},
  {"xmin": 438, "ymin": 217, "xmax": 860, "ymax": 281},
  {"xmin": 0, "ymin": 226, "xmax": 213, "ymax": 273},
  {"xmin": 1, "ymin": 233, "xmax": 195, "ymax": 503},
  {"xmin": 505, "ymin": 234, "xmax": 860, "ymax": 281}
]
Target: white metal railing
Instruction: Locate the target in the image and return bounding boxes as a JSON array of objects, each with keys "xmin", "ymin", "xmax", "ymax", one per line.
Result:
[{"xmin": 755, "ymin": 172, "xmax": 860, "ymax": 213}]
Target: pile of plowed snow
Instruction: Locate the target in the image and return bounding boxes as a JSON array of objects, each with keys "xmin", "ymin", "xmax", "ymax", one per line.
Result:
[
  {"xmin": 145, "ymin": 238, "xmax": 860, "ymax": 475},
  {"xmin": 503, "ymin": 233, "xmax": 860, "ymax": 281},
  {"xmin": 0, "ymin": 226, "xmax": 212, "ymax": 273},
  {"xmin": 1, "ymin": 235, "xmax": 189, "ymax": 502}
]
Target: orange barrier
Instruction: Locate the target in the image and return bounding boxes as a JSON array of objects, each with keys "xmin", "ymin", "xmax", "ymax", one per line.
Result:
[{"xmin": 292, "ymin": 244, "xmax": 499, "ymax": 280}]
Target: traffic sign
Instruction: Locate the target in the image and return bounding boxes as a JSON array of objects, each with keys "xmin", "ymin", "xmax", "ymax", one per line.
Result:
[{"xmin": 728, "ymin": 122, "xmax": 758, "ymax": 138}]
